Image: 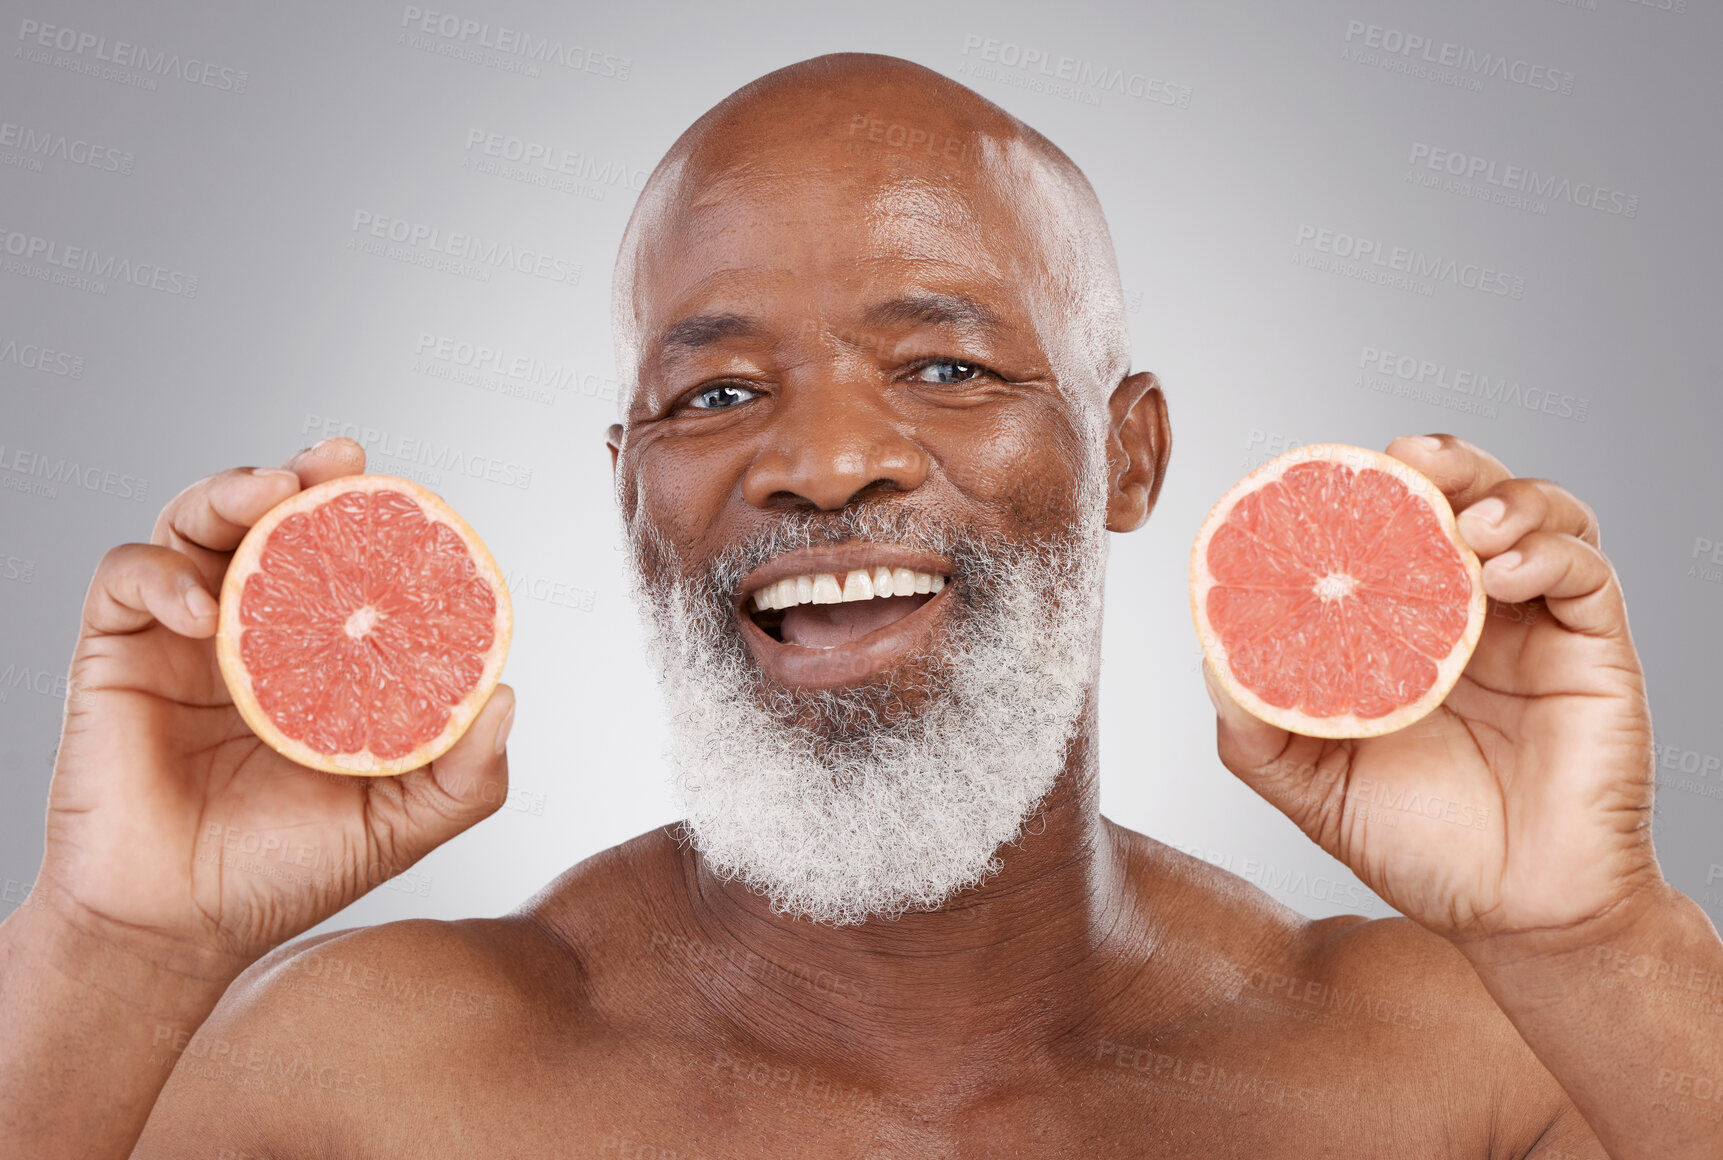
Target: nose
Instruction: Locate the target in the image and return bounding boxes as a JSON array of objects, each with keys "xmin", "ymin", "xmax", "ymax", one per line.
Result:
[{"xmin": 739, "ymin": 376, "xmax": 930, "ymax": 511}]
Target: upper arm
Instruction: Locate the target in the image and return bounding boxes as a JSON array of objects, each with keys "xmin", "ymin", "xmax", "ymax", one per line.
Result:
[
  {"xmin": 132, "ymin": 929, "xmax": 381, "ymax": 1159},
  {"xmin": 1299, "ymin": 916, "xmax": 1604, "ymax": 1160},
  {"xmin": 132, "ymin": 917, "xmax": 528, "ymax": 1158}
]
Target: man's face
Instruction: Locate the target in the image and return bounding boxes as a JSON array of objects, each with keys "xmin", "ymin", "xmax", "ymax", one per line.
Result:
[
  {"xmin": 617, "ymin": 137, "xmax": 1107, "ymax": 686},
  {"xmin": 612, "ymin": 114, "xmax": 1123, "ymax": 924}
]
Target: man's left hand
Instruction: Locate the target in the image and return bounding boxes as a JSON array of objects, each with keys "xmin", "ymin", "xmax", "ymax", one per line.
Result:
[{"xmin": 1204, "ymin": 433, "xmax": 1663, "ymax": 952}]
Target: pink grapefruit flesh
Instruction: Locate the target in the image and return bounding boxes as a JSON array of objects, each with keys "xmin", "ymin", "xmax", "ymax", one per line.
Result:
[
  {"xmin": 1191, "ymin": 444, "xmax": 1484, "ymax": 739},
  {"xmin": 216, "ymin": 474, "xmax": 512, "ymax": 775}
]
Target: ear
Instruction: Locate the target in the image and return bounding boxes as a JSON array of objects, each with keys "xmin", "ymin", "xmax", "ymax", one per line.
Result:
[
  {"xmin": 606, "ymin": 424, "xmax": 623, "ymax": 474},
  {"xmin": 1104, "ymin": 371, "xmax": 1171, "ymax": 533}
]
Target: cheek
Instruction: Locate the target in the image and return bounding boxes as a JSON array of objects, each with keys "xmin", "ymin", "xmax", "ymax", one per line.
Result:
[
  {"xmin": 626, "ymin": 438, "xmax": 744, "ymax": 553},
  {"xmin": 924, "ymin": 404, "xmax": 1089, "ymax": 534}
]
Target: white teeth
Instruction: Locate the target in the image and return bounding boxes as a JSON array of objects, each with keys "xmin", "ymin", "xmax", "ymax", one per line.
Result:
[
  {"xmin": 812, "ymin": 573, "xmax": 843, "ymax": 604},
  {"xmin": 748, "ymin": 567, "xmax": 949, "ymax": 611}
]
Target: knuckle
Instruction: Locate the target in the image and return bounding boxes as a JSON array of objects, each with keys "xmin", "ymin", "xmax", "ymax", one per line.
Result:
[{"xmin": 97, "ymin": 541, "xmax": 147, "ymax": 573}]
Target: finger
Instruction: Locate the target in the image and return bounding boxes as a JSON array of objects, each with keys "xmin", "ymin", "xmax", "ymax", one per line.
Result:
[
  {"xmin": 1480, "ymin": 532, "xmax": 1624, "ymax": 638},
  {"xmin": 366, "ymin": 685, "xmax": 517, "ymax": 868},
  {"xmin": 149, "ymin": 439, "xmax": 370, "ymax": 588},
  {"xmin": 1384, "ymin": 434, "xmax": 1514, "ymax": 509},
  {"xmin": 1203, "ymin": 659, "xmax": 1293, "ymax": 774},
  {"xmin": 1202, "ymin": 661, "xmax": 1346, "ymax": 844},
  {"xmin": 82, "ymin": 543, "xmax": 220, "ymax": 638},
  {"xmin": 152, "ymin": 467, "xmax": 304, "ymax": 555},
  {"xmin": 1455, "ymin": 477, "xmax": 1600, "ymax": 557},
  {"xmin": 282, "ymin": 436, "xmax": 366, "ymax": 488}
]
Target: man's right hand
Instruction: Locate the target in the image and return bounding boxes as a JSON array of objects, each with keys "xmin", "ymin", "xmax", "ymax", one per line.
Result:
[{"xmin": 33, "ymin": 437, "xmax": 517, "ymax": 972}]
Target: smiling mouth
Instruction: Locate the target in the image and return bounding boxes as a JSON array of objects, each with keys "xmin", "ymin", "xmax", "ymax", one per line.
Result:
[{"xmin": 745, "ymin": 565, "xmax": 948, "ymax": 650}]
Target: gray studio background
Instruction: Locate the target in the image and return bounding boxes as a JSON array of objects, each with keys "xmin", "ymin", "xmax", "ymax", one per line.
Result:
[{"xmin": 3, "ymin": 0, "xmax": 1720, "ymax": 937}]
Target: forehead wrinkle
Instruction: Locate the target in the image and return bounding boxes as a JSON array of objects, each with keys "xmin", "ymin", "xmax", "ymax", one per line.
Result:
[{"xmin": 614, "ymin": 56, "xmax": 1133, "ymax": 422}]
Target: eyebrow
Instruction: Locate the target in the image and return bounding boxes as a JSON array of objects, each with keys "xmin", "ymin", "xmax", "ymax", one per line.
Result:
[
  {"xmin": 861, "ymin": 292, "xmax": 1003, "ymax": 333},
  {"xmin": 657, "ymin": 312, "xmax": 761, "ymax": 355},
  {"xmin": 651, "ymin": 291, "xmax": 1006, "ymax": 363}
]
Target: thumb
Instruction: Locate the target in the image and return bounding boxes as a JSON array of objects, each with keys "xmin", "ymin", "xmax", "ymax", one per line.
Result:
[
  {"xmin": 1202, "ymin": 660, "xmax": 1290, "ymax": 773},
  {"xmin": 369, "ymin": 684, "xmax": 516, "ymax": 869},
  {"xmin": 1201, "ymin": 662, "xmax": 1347, "ymax": 846}
]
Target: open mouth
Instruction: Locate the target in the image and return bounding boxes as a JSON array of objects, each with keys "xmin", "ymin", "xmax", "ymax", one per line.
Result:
[{"xmin": 746, "ymin": 565, "xmax": 947, "ymax": 649}]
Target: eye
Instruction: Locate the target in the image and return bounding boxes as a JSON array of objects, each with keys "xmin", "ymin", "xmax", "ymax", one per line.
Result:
[
  {"xmin": 910, "ymin": 359, "xmax": 987, "ymax": 385},
  {"xmin": 687, "ymin": 383, "xmax": 760, "ymax": 411}
]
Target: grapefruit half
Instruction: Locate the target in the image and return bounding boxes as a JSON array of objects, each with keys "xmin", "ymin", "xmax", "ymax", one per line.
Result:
[
  {"xmin": 216, "ymin": 474, "xmax": 512, "ymax": 775},
  {"xmin": 1191, "ymin": 444, "xmax": 1484, "ymax": 739}
]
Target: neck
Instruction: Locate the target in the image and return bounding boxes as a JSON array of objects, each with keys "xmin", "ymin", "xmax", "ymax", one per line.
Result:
[{"xmin": 677, "ymin": 697, "xmax": 1140, "ymax": 1089}]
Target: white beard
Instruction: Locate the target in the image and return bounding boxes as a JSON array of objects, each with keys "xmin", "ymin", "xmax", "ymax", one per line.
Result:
[{"xmin": 625, "ymin": 454, "xmax": 1110, "ymax": 927}]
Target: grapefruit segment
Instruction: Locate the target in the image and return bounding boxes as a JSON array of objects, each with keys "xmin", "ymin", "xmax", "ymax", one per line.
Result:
[
  {"xmin": 1191, "ymin": 444, "xmax": 1484, "ymax": 739},
  {"xmin": 217, "ymin": 475, "xmax": 512, "ymax": 775}
]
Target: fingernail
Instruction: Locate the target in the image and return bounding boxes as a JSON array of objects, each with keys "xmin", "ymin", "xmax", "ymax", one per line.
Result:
[
  {"xmin": 288, "ymin": 438, "xmax": 334, "ymax": 466},
  {"xmin": 1462, "ymin": 497, "xmax": 1506, "ymax": 528},
  {"xmin": 493, "ymin": 703, "xmax": 516, "ymax": 755},
  {"xmin": 1491, "ymin": 550, "xmax": 1523, "ymax": 572},
  {"xmin": 251, "ymin": 467, "xmax": 299, "ymax": 481},
  {"xmin": 1411, "ymin": 435, "xmax": 1443, "ymax": 451},
  {"xmin": 184, "ymin": 585, "xmax": 218, "ymax": 619}
]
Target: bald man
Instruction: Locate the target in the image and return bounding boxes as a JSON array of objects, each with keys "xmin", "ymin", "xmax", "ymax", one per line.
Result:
[{"xmin": 3, "ymin": 54, "xmax": 1720, "ymax": 1160}]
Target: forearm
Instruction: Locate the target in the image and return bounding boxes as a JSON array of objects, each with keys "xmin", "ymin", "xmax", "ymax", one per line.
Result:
[
  {"xmin": 1462, "ymin": 883, "xmax": 1723, "ymax": 1160},
  {"xmin": 0, "ymin": 893, "xmax": 245, "ymax": 1160}
]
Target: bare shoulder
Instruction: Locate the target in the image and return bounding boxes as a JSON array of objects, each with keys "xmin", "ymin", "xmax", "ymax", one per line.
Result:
[
  {"xmin": 1108, "ymin": 823, "xmax": 1593, "ymax": 1156},
  {"xmin": 135, "ymin": 827, "xmax": 688, "ymax": 1158}
]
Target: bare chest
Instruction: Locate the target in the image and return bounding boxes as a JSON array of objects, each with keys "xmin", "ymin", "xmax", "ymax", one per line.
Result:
[{"xmin": 330, "ymin": 1031, "xmax": 1429, "ymax": 1160}]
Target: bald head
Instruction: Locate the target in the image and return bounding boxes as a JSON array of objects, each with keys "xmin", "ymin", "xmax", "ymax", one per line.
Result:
[{"xmin": 611, "ymin": 53, "xmax": 1133, "ymax": 420}]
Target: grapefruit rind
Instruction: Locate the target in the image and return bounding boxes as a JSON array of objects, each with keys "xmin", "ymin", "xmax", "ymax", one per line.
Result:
[
  {"xmin": 1190, "ymin": 443, "xmax": 1485, "ymax": 740},
  {"xmin": 216, "ymin": 474, "xmax": 513, "ymax": 776}
]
